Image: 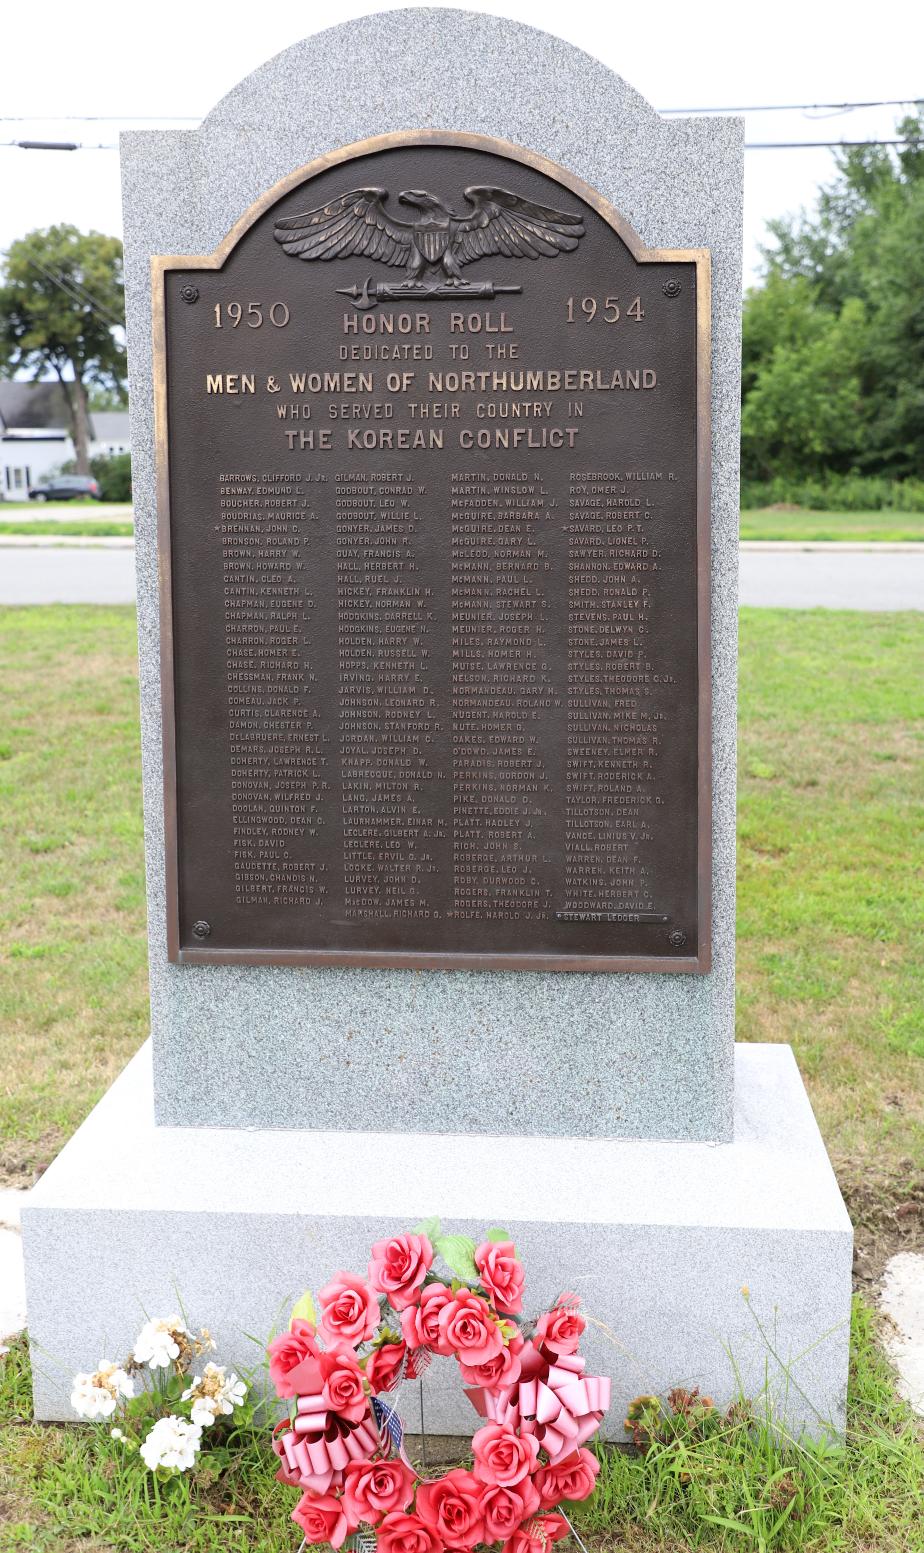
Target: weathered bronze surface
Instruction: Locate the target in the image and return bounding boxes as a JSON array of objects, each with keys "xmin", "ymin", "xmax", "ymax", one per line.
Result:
[{"xmin": 154, "ymin": 132, "xmax": 712, "ymax": 971}]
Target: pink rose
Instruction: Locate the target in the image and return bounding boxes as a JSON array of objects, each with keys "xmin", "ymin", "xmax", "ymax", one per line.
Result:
[
  {"xmin": 503, "ymin": 1514, "xmax": 569, "ymax": 1553},
  {"xmin": 319, "ymin": 1347, "xmax": 367, "ymax": 1423},
  {"xmin": 318, "ymin": 1272, "xmax": 380, "ymax": 1347},
  {"xmin": 472, "ymin": 1422, "xmax": 540, "ymax": 1487},
  {"xmin": 534, "ymin": 1449, "xmax": 600, "ymax": 1508},
  {"xmin": 475, "ymin": 1241, "xmax": 525, "ymax": 1315},
  {"xmin": 376, "ymin": 1512, "xmax": 443, "ymax": 1553},
  {"xmin": 535, "ymin": 1304, "xmax": 585, "ymax": 1356},
  {"xmin": 401, "ymin": 1282, "xmax": 453, "ymax": 1353},
  {"xmin": 439, "ymin": 1289, "xmax": 504, "ymax": 1365},
  {"xmin": 458, "ymin": 1340, "xmax": 523, "ymax": 1392},
  {"xmin": 292, "ymin": 1491, "xmax": 356, "ymax": 1549},
  {"xmin": 268, "ymin": 1319, "xmax": 323, "ymax": 1398},
  {"xmin": 416, "ymin": 1467, "xmax": 485, "ymax": 1548},
  {"xmin": 342, "ymin": 1459, "xmax": 416, "ymax": 1525},
  {"xmin": 368, "ymin": 1234, "xmax": 434, "ymax": 1311},
  {"xmin": 480, "ymin": 1480, "xmax": 541, "ymax": 1542},
  {"xmin": 365, "ymin": 1341, "xmax": 407, "ymax": 1394}
]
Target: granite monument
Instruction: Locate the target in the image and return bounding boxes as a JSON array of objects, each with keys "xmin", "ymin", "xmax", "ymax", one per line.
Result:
[{"xmin": 22, "ymin": 9, "xmax": 852, "ymax": 1439}]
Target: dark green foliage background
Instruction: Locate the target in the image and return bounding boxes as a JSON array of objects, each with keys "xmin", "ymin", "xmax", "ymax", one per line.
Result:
[{"xmin": 741, "ymin": 113, "xmax": 924, "ymax": 501}]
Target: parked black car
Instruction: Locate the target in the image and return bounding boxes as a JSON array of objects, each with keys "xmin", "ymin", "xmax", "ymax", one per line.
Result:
[{"xmin": 28, "ymin": 474, "xmax": 101, "ymax": 501}]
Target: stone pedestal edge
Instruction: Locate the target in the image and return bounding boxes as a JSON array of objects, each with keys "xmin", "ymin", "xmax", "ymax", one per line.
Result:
[{"xmin": 23, "ymin": 1042, "xmax": 851, "ymax": 1436}]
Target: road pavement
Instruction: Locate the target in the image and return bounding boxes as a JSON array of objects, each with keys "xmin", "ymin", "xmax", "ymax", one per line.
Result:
[
  {"xmin": 738, "ymin": 545, "xmax": 924, "ymax": 610},
  {"xmin": 0, "ymin": 546, "xmax": 138, "ymax": 605},
  {"xmin": 1, "ymin": 542, "xmax": 922, "ymax": 609}
]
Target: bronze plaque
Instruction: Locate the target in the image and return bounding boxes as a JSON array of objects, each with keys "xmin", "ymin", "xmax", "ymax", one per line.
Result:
[{"xmin": 154, "ymin": 132, "xmax": 711, "ymax": 971}]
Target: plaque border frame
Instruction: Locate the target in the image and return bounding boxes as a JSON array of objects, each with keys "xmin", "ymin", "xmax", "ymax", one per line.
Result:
[{"xmin": 152, "ymin": 129, "xmax": 713, "ymax": 973}]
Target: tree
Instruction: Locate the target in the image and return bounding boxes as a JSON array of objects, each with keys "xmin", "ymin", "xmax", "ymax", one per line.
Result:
[
  {"xmin": 743, "ymin": 111, "xmax": 924, "ymax": 484},
  {"xmin": 0, "ymin": 226, "xmax": 125, "ymax": 475},
  {"xmin": 741, "ymin": 275, "xmax": 864, "ymax": 480},
  {"xmin": 88, "ymin": 385, "xmax": 128, "ymax": 412}
]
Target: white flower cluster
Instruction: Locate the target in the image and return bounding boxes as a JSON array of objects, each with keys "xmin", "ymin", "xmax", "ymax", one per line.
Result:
[
  {"xmin": 132, "ymin": 1314, "xmax": 191, "ymax": 1369},
  {"xmin": 69, "ymin": 1315, "xmax": 246, "ymax": 1475},
  {"xmin": 182, "ymin": 1362, "xmax": 247, "ymax": 1428},
  {"xmin": 70, "ymin": 1361, "xmax": 134, "ymax": 1419},
  {"xmin": 139, "ymin": 1414, "xmax": 203, "ymax": 1473}
]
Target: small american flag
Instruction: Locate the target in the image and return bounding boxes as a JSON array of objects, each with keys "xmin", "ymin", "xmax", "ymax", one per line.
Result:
[{"xmin": 371, "ymin": 1395, "xmax": 403, "ymax": 1451}]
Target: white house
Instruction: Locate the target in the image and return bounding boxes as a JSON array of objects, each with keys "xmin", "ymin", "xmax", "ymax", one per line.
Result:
[
  {"xmin": 88, "ymin": 411, "xmax": 131, "ymax": 460},
  {"xmin": 0, "ymin": 382, "xmax": 130, "ymax": 498}
]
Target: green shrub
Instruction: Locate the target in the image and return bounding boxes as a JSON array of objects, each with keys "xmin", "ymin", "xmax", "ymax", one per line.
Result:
[
  {"xmin": 54, "ymin": 451, "xmax": 132, "ymax": 502},
  {"xmin": 741, "ymin": 474, "xmax": 924, "ymax": 513},
  {"xmin": 91, "ymin": 451, "xmax": 131, "ymax": 502}
]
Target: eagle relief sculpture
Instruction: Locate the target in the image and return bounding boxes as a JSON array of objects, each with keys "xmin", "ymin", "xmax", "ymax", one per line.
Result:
[{"xmin": 273, "ymin": 185, "xmax": 585, "ymax": 308}]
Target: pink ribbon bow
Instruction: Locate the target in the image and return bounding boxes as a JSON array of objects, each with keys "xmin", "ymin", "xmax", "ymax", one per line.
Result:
[
  {"xmin": 273, "ymin": 1396, "xmax": 380, "ymax": 1493},
  {"xmin": 485, "ymin": 1353, "xmax": 611, "ymax": 1464}
]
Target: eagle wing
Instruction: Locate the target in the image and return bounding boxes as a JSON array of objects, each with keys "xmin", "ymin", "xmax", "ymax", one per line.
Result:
[
  {"xmin": 273, "ymin": 188, "xmax": 415, "ymax": 267},
  {"xmin": 452, "ymin": 187, "xmax": 585, "ymax": 266}
]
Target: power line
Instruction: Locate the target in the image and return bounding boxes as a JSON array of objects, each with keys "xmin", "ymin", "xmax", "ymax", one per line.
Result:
[
  {"xmin": 0, "ymin": 115, "xmax": 201, "ymax": 123},
  {"xmin": 4, "ymin": 140, "xmax": 111, "ymax": 151},
  {"xmin": 3, "ymin": 90, "xmax": 922, "ymax": 157},
  {"xmin": 24, "ymin": 253, "xmax": 123, "ymax": 329},
  {"xmin": 659, "ymin": 96, "xmax": 922, "ymax": 115},
  {"xmin": 4, "ymin": 136, "xmax": 922, "ymax": 154},
  {"xmin": 46, "ymin": 262, "xmax": 123, "ymax": 328},
  {"xmin": 747, "ymin": 138, "xmax": 922, "ymax": 149},
  {"xmin": 31, "ymin": 257, "xmax": 122, "ymax": 329},
  {"xmin": 1, "ymin": 95, "xmax": 921, "ymax": 122}
]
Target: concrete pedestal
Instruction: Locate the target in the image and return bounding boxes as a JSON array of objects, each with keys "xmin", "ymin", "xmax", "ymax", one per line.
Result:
[{"xmin": 23, "ymin": 1042, "xmax": 851, "ymax": 1438}]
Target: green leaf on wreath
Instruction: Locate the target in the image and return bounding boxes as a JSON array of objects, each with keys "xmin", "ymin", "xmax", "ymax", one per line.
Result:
[
  {"xmin": 435, "ymin": 1234, "xmax": 479, "ymax": 1283},
  {"xmin": 485, "ymin": 1227, "xmax": 511, "ymax": 1244},
  {"xmin": 291, "ymin": 1290, "xmax": 317, "ymax": 1326},
  {"xmin": 413, "ymin": 1217, "xmax": 441, "ymax": 1240}
]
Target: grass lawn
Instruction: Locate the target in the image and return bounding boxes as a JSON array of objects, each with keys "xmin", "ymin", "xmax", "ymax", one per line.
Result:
[
  {"xmin": 1, "ymin": 1301, "xmax": 922, "ymax": 1552},
  {"xmin": 0, "ymin": 604, "xmax": 922, "ymax": 1549},
  {"xmin": 736, "ymin": 610, "xmax": 924, "ymax": 1277},
  {"xmin": 0, "ymin": 521, "xmax": 134, "ymax": 539},
  {"xmin": 0, "ymin": 503, "xmax": 133, "ymax": 540},
  {"xmin": 0, "ymin": 608, "xmax": 148, "ymax": 1183},
  {"xmin": 0, "ymin": 500, "xmax": 126, "ymax": 511},
  {"xmin": 740, "ymin": 508, "xmax": 924, "ymax": 544}
]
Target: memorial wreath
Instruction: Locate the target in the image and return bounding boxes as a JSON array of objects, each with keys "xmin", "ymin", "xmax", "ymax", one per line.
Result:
[{"xmin": 268, "ymin": 1221, "xmax": 611, "ymax": 1553}]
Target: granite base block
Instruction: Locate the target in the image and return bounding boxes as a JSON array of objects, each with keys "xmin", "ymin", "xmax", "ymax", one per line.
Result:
[{"xmin": 23, "ymin": 1043, "xmax": 851, "ymax": 1436}]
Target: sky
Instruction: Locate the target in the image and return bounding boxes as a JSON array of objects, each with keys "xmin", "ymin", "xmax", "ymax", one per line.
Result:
[{"xmin": 1, "ymin": 0, "xmax": 922, "ymax": 286}]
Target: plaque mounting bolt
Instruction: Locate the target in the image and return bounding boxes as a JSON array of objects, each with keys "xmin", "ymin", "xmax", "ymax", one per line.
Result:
[
  {"xmin": 662, "ymin": 279, "xmax": 682, "ymax": 298},
  {"xmin": 192, "ymin": 919, "xmax": 211, "ymax": 940},
  {"xmin": 179, "ymin": 284, "xmax": 199, "ymax": 304},
  {"xmin": 668, "ymin": 929, "xmax": 687, "ymax": 949}
]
